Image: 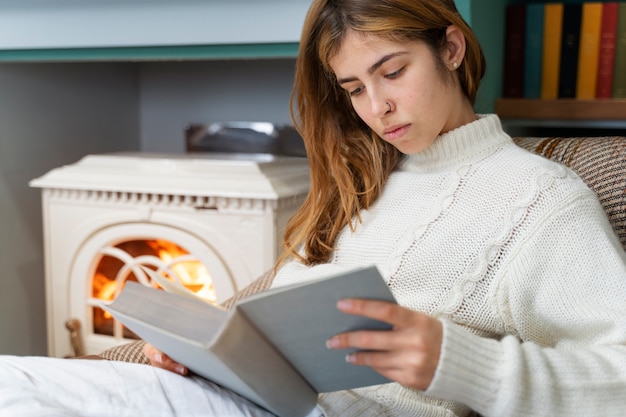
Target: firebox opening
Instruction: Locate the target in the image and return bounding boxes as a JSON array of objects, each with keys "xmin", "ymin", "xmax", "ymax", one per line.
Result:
[{"xmin": 91, "ymin": 239, "xmax": 216, "ymax": 338}]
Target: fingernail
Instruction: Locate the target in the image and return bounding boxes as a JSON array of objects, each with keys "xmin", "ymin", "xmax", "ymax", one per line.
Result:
[
  {"xmin": 154, "ymin": 353, "xmax": 163, "ymax": 364},
  {"xmin": 326, "ymin": 338, "xmax": 339, "ymax": 349},
  {"xmin": 345, "ymin": 353, "xmax": 356, "ymax": 364},
  {"xmin": 175, "ymin": 365, "xmax": 187, "ymax": 375},
  {"xmin": 337, "ymin": 299, "xmax": 352, "ymax": 310}
]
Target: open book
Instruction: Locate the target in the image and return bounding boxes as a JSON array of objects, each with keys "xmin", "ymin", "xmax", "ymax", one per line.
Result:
[{"xmin": 103, "ymin": 265, "xmax": 396, "ymax": 417}]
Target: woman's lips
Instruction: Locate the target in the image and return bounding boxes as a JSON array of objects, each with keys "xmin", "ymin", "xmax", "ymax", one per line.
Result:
[{"xmin": 383, "ymin": 124, "xmax": 410, "ymax": 141}]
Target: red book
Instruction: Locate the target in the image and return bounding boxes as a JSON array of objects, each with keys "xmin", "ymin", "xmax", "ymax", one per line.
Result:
[{"xmin": 596, "ymin": 2, "xmax": 619, "ymax": 99}]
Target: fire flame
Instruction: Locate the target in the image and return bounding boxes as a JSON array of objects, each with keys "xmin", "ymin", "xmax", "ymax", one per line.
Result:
[
  {"xmin": 147, "ymin": 240, "xmax": 217, "ymax": 303},
  {"xmin": 92, "ymin": 239, "xmax": 217, "ymax": 321}
]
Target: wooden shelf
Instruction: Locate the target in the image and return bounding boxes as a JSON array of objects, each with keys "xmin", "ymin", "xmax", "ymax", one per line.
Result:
[{"xmin": 495, "ymin": 99, "xmax": 626, "ymax": 120}]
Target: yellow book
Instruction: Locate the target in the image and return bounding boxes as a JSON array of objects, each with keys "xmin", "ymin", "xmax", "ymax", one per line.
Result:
[
  {"xmin": 576, "ymin": 2, "xmax": 603, "ymax": 99},
  {"xmin": 541, "ymin": 3, "xmax": 564, "ymax": 99}
]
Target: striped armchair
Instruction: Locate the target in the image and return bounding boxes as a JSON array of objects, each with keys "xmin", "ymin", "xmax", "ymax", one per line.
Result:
[{"xmin": 512, "ymin": 136, "xmax": 625, "ymax": 250}]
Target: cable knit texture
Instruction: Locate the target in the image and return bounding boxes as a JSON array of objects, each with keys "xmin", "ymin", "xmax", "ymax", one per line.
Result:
[{"xmin": 272, "ymin": 115, "xmax": 626, "ymax": 417}]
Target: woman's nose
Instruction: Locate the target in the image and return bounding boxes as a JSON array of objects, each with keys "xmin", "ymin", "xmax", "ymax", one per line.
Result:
[{"xmin": 371, "ymin": 97, "xmax": 391, "ymax": 117}]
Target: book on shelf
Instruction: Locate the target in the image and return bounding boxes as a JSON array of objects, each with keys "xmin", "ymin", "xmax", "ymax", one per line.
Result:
[
  {"xmin": 503, "ymin": 4, "xmax": 527, "ymax": 98},
  {"xmin": 503, "ymin": 2, "xmax": 626, "ymax": 102},
  {"xmin": 524, "ymin": 3, "xmax": 545, "ymax": 99},
  {"xmin": 596, "ymin": 2, "xmax": 620, "ymax": 99},
  {"xmin": 104, "ymin": 265, "xmax": 396, "ymax": 417},
  {"xmin": 558, "ymin": 3, "xmax": 583, "ymax": 98},
  {"xmin": 576, "ymin": 2, "xmax": 603, "ymax": 99},
  {"xmin": 541, "ymin": 3, "xmax": 564, "ymax": 99},
  {"xmin": 613, "ymin": 2, "xmax": 626, "ymax": 98}
]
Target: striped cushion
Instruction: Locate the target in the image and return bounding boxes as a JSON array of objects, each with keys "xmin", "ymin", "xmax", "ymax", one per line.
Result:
[
  {"xmin": 219, "ymin": 268, "xmax": 275, "ymax": 310},
  {"xmin": 99, "ymin": 340, "xmax": 149, "ymax": 364},
  {"xmin": 513, "ymin": 136, "xmax": 626, "ymax": 251}
]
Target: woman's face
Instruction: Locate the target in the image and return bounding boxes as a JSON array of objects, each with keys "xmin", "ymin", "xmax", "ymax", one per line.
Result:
[{"xmin": 329, "ymin": 30, "xmax": 476, "ymax": 154}]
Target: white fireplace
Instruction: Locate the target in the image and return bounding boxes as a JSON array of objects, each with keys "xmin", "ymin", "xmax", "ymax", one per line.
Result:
[{"xmin": 30, "ymin": 152, "xmax": 310, "ymax": 358}]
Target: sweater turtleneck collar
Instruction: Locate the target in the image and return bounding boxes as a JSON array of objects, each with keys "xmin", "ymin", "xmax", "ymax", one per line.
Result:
[{"xmin": 399, "ymin": 114, "xmax": 512, "ymax": 172}]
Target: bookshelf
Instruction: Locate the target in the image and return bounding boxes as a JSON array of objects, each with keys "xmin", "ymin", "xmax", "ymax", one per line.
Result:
[
  {"xmin": 496, "ymin": 98, "xmax": 626, "ymax": 135},
  {"xmin": 495, "ymin": 0, "xmax": 626, "ymax": 136},
  {"xmin": 495, "ymin": 98, "xmax": 626, "ymax": 120},
  {"xmin": 0, "ymin": 44, "xmax": 300, "ymax": 63}
]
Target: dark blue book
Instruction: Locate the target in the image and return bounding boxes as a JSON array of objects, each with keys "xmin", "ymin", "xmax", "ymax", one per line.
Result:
[
  {"xmin": 558, "ymin": 3, "xmax": 583, "ymax": 98},
  {"xmin": 524, "ymin": 3, "xmax": 545, "ymax": 98}
]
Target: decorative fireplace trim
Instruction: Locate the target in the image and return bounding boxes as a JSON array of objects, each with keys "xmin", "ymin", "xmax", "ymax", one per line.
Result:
[{"xmin": 40, "ymin": 188, "xmax": 294, "ymax": 214}]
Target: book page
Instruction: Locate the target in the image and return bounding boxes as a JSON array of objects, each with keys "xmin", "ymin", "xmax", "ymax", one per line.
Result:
[
  {"xmin": 105, "ymin": 281, "xmax": 226, "ymax": 342},
  {"xmin": 139, "ymin": 266, "xmax": 213, "ymax": 304}
]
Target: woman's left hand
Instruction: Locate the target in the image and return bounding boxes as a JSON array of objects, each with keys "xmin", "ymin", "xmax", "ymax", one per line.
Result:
[
  {"xmin": 326, "ymin": 299, "xmax": 443, "ymax": 391},
  {"xmin": 143, "ymin": 343, "xmax": 189, "ymax": 376}
]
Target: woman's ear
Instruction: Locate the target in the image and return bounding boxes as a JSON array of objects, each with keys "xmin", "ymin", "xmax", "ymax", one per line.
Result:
[{"xmin": 444, "ymin": 25, "xmax": 466, "ymax": 70}]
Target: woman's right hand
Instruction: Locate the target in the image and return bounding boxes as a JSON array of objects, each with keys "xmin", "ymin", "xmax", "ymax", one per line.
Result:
[{"xmin": 143, "ymin": 343, "xmax": 189, "ymax": 376}]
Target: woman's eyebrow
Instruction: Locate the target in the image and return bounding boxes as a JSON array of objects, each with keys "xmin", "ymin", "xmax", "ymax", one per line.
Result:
[{"xmin": 337, "ymin": 51, "xmax": 407, "ymax": 85}]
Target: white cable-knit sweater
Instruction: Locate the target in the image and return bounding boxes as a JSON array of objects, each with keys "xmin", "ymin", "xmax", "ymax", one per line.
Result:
[{"xmin": 272, "ymin": 115, "xmax": 626, "ymax": 417}]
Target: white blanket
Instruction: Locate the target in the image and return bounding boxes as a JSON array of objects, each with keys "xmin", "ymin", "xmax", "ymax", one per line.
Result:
[{"xmin": 0, "ymin": 356, "xmax": 283, "ymax": 417}]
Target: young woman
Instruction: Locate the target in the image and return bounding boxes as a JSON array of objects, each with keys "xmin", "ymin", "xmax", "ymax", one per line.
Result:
[
  {"xmin": 2, "ymin": 0, "xmax": 626, "ymax": 416},
  {"xmin": 148, "ymin": 0, "xmax": 626, "ymax": 415}
]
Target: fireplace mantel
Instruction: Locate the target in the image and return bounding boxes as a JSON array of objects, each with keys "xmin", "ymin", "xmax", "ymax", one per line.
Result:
[{"xmin": 30, "ymin": 152, "xmax": 310, "ymax": 201}]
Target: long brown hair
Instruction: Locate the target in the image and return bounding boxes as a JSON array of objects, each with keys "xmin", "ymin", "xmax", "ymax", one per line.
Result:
[{"xmin": 276, "ymin": 0, "xmax": 485, "ymax": 268}]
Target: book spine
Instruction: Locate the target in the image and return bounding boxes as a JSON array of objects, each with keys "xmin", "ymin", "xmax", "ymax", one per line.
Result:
[
  {"xmin": 542, "ymin": 3, "xmax": 564, "ymax": 99},
  {"xmin": 613, "ymin": 3, "xmax": 626, "ymax": 98},
  {"xmin": 503, "ymin": 4, "xmax": 527, "ymax": 98},
  {"xmin": 524, "ymin": 3, "xmax": 545, "ymax": 99},
  {"xmin": 596, "ymin": 2, "xmax": 619, "ymax": 99},
  {"xmin": 558, "ymin": 3, "xmax": 583, "ymax": 98},
  {"xmin": 215, "ymin": 312, "xmax": 317, "ymax": 417},
  {"xmin": 576, "ymin": 2, "xmax": 603, "ymax": 99}
]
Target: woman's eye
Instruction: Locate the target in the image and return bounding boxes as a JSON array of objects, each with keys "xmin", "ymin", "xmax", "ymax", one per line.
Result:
[
  {"xmin": 349, "ymin": 86, "xmax": 364, "ymax": 96},
  {"xmin": 385, "ymin": 68, "xmax": 404, "ymax": 79}
]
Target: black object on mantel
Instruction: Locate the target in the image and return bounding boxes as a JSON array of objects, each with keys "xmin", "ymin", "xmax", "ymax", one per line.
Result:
[{"xmin": 185, "ymin": 122, "xmax": 307, "ymax": 157}]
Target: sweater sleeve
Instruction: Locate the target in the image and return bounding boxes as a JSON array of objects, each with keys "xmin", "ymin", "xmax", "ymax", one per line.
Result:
[{"xmin": 426, "ymin": 190, "xmax": 626, "ymax": 416}]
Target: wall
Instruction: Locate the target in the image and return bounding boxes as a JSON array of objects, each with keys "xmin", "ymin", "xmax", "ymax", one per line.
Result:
[
  {"xmin": 138, "ymin": 59, "xmax": 297, "ymax": 152},
  {"xmin": 0, "ymin": 63, "xmax": 140, "ymax": 355},
  {"xmin": 0, "ymin": 0, "xmax": 310, "ymax": 50},
  {"xmin": 457, "ymin": 0, "xmax": 509, "ymax": 114}
]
